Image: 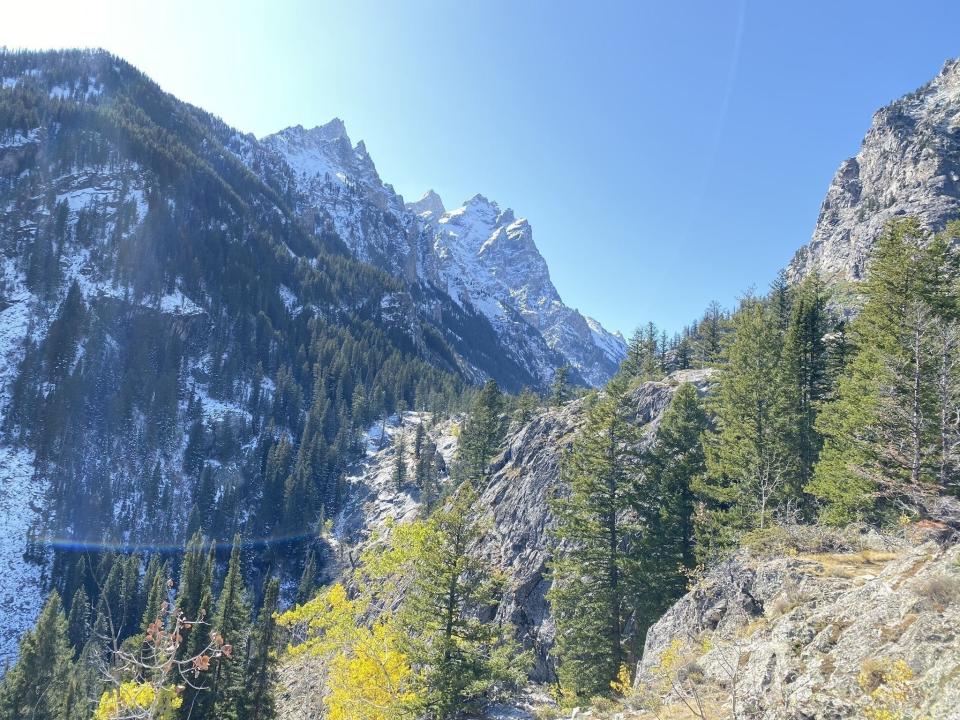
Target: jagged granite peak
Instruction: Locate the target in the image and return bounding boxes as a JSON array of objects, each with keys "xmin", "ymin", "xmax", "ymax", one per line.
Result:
[
  {"xmin": 406, "ymin": 189, "xmax": 446, "ymax": 218},
  {"xmin": 424, "ymin": 194, "xmax": 626, "ymax": 386},
  {"xmin": 789, "ymin": 57, "xmax": 960, "ymax": 281},
  {"xmin": 261, "ymin": 120, "xmax": 386, "ymax": 198},
  {"xmin": 261, "ymin": 117, "xmax": 626, "ymax": 386}
]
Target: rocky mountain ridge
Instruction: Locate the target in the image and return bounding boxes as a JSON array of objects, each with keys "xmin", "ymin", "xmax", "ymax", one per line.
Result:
[
  {"xmin": 261, "ymin": 121, "xmax": 626, "ymax": 387},
  {"xmin": 789, "ymin": 58, "xmax": 960, "ymax": 281}
]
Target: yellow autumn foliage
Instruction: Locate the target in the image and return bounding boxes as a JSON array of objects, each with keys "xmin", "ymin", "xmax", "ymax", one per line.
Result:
[
  {"xmin": 92, "ymin": 680, "xmax": 182, "ymax": 720},
  {"xmin": 858, "ymin": 658, "xmax": 923, "ymax": 720},
  {"xmin": 277, "ymin": 583, "xmax": 419, "ymax": 720},
  {"xmin": 327, "ymin": 620, "xmax": 418, "ymax": 720}
]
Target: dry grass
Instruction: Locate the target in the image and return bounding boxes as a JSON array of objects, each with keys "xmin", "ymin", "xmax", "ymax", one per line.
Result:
[
  {"xmin": 800, "ymin": 550, "xmax": 901, "ymax": 579},
  {"xmin": 879, "ymin": 613, "xmax": 919, "ymax": 643},
  {"xmin": 612, "ymin": 690, "xmax": 729, "ymax": 720}
]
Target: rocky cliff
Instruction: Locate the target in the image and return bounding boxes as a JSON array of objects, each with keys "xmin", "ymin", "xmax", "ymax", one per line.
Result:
[
  {"xmin": 471, "ymin": 369, "xmax": 716, "ymax": 681},
  {"xmin": 789, "ymin": 58, "xmax": 960, "ymax": 281},
  {"xmin": 275, "ymin": 368, "xmax": 717, "ymax": 719}
]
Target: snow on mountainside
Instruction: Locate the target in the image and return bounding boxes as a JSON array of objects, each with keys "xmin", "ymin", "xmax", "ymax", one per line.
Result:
[
  {"xmin": 260, "ymin": 122, "xmax": 417, "ymax": 280},
  {"xmin": 419, "ymin": 193, "xmax": 626, "ymax": 387},
  {"xmin": 261, "ymin": 121, "xmax": 625, "ymax": 387}
]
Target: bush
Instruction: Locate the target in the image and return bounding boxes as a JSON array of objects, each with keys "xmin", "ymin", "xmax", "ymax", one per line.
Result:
[{"xmin": 914, "ymin": 573, "xmax": 960, "ymax": 607}]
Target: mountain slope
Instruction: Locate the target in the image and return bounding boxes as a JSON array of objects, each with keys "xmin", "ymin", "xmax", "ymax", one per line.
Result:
[
  {"xmin": 274, "ymin": 368, "xmax": 717, "ymax": 719},
  {"xmin": 789, "ymin": 58, "xmax": 960, "ymax": 281},
  {"xmin": 0, "ymin": 48, "xmax": 468, "ymax": 658},
  {"xmin": 261, "ymin": 123, "xmax": 626, "ymax": 387}
]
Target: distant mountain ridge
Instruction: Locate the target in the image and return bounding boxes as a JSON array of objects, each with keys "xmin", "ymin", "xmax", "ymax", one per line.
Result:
[{"xmin": 261, "ymin": 121, "xmax": 626, "ymax": 387}]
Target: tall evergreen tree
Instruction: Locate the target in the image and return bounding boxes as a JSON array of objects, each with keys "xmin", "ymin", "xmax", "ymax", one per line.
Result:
[
  {"xmin": 295, "ymin": 549, "xmax": 318, "ymax": 606},
  {"xmin": 401, "ymin": 482, "xmax": 527, "ymax": 718},
  {"xmin": 66, "ymin": 587, "xmax": 91, "ymax": 656},
  {"xmin": 697, "ymin": 301, "xmax": 725, "ymax": 366},
  {"xmin": 416, "ymin": 436, "xmax": 440, "ymax": 512},
  {"xmin": 210, "ymin": 538, "xmax": 252, "ymax": 720},
  {"xmin": 513, "ymin": 387, "xmax": 540, "ymax": 425},
  {"xmin": 550, "ymin": 366, "xmax": 571, "ymax": 406},
  {"xmin": 0, "ymin": 592, "xmax": 74, "ymax": 720},
  {"xmin": 246, "ymin": 578, "xmax": 280, "ymax": 720},
  {"xmin": 783, "ymin": 271, "xmax": 831, "ymax": 490},
  {"xmin": 393, "ymin": 430, "xmax": 408, "ymax": 490},
  {"xmin": 548, "ymin": 374, "xmax": 645, "ymax": 697},
  {"xmin": 176, "ymin": 536, "xmax": 216, "ymax": 719},
  {"xmin": 455, "ymin": 380, "xmax": 505, "ymax": 485},
  {"xmin": 638, "ymin": 383, "xmax": 709, "ymax": 608},
  {"xmin": 697, "ymin": 295, "xmax": 798, "ymax": 558},
  {"xmin": 810, "ymin": 219, "xmax": 960, "ymax": 521}
]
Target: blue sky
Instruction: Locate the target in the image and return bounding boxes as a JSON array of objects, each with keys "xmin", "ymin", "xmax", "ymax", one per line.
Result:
[{"xmin": 4, "ymin": 1, "xmax": 960, "ymax": 335}]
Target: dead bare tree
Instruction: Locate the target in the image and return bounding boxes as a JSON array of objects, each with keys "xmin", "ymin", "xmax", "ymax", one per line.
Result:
[{"xmin": 93, "ymin": 583, "xmax": 230, "ymax": 720}]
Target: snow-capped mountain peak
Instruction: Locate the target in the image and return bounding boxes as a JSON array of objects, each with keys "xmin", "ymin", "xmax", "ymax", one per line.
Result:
[
  {"xmin": 407, "ymin": 189, "xmax": 446, "ymax": 219},
  {"xmin": 261, "ymin": 118, "xmax": 625, "ymax": 386},
  {"xmin": 422, "ymin": 193, "xmax": 625, "ymax": 385},
  {"xmin": 261, "ymin": 120, "xmax": 383, "ymax": 196},
  {"xmin": 310, "ymin": 117, "xmax": 350, "ymax": 142}
]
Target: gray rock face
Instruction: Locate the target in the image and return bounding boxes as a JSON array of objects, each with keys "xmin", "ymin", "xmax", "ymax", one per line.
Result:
[
  {"xmin": 789, "ymin": 58, "xmax": 960, "ymax": 281},
  {"xmin": 636, "ymin": 525, "xmax": 960, "ymax": 719}
]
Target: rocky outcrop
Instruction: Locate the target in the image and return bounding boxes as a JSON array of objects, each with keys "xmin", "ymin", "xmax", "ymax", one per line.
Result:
[
  {"xmin": 275, "ymin": 368, "xmax": 718, "ymax": 715},
  {"xmin": 789, "ymin": 58, "xmax": 960, "ymax": 281},
  {"xmin": 634, "ymin": 523, "xmax": 960, "ymax": 719},
  {"xmin": 472, "ymin": 369, "xmax": 717, "ymax": 680}
]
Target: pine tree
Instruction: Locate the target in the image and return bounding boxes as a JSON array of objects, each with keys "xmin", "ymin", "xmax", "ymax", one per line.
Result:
[
  {"xmin": 783, "ymin": 271, "xmax": 831, "ymax": 490},
  {"xmin": 416, "ymin": 436, "xmax": 439, "ymax": 511},
  {"xmin": 401, "ymin": 483, "xmax": 528, "ymax": 717},
  {"xmin": 295, "ymin": 549, "xmax": 318, "ymax": 606},
  {"xmin": 769, "ymin": 269, "xmax": 792, "ymax": 332},
  {"xmin": 624, "ymin": 329, "xmax": 644, "ymax": 378},
  {"xmin": 697, "ymin": 295, "xmax": 798, "ymax": 558},
  {"xmin": 641, "ymin": 321, "xmax": 661, "ymax": 379},
  {"xmin": 810, "ymin": 219, "xmax": 960, "ymax": 521},
  {"xmin": 66, "ymin": 587, "xmax": 91, "ymax": 655},
  {"xmin": 210, "ymin": 537, "xmax": 252, "ymax": 720},
  {"xmin": 393, "ymin": 430, "xmax": 408, "ymax": 490},
  {"xmin": 0, "ymin": 592, "xmax": 74, "ymax": 720},
  {"xmin": 455, "ymin": 380, "xmax": 505, "ymax": 485},
  {"xmin": 413, "ymin": 422, "xmax": 426, "ymax": 462},
  {"xmin": 548, "ymin": 374, "xmax": 645, "ymax": 697},
  {"xmin": 246, "ymin": 578, "xmax": 280, "ymax": 720},
  {"xmin": 639, "ymin": 383, "xmax": 709, "ymax": 608},
  {"xmin": 550, "ymin": 366, "xmax": 571, "ymax": 406},
  {"xmin": 698, "ymin": 301, "xmax": 725, "ymax": 366},
  {"xmin": 513, "ymin": 387, "xmax": 540, "ymax": 425},
  {"xmin": 675, "ymin": 334, "xmax": 692, "ymax": 371},
  {"xmin": 176, "ymin": 536, "xmax": 215, "ymax": 719}
]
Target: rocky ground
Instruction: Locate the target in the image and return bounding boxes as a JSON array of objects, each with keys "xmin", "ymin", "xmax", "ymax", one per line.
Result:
[{"xmin": 517, "ymin": 520, "xmax": 960, "ymax": 720}]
